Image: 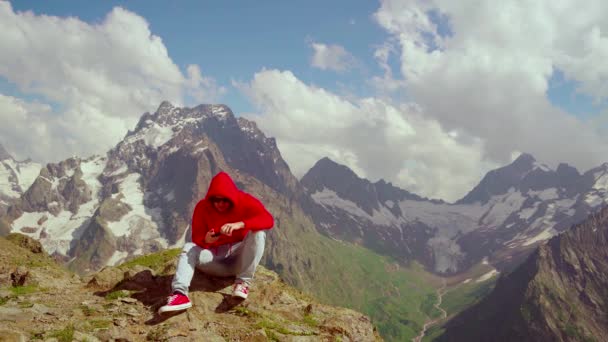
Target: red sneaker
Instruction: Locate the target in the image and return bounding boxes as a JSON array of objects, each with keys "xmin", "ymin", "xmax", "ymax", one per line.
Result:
[
  {"xmin": 232, "ymin": 283, "xmax": 249, "ymax": 299},
  {"xmin": 158, "ymin": 292, "xmax": 192, "ymax": 314}
]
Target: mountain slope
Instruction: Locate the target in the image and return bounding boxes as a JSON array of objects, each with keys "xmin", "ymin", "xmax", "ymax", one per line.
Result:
[
  {"xmin": 0, "ymin": 234, "xmax": 381, "ymax": 341},
  {"xmin": 438, "ymin": 205, "xmax": 608, "ymax": 342}
]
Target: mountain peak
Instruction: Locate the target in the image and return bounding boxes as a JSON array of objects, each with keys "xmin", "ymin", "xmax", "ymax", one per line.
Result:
[
  {"xmin": 513, "ymin": 152, "xmax": 536, "ymax": 165},
  {"xmin": 156, "ymin": 100, "xmax": 175, "ymax": 114},
  {"xmin": 456, "ymin": 153, "xmax": 554, "ymax": 204},
  {"xmin": 0, "ymin": 143, "xmax": 12, "ymax": 161},
  {"xmin": 302, "ymin": 157, "xmax": 361, "ymax": 186}
]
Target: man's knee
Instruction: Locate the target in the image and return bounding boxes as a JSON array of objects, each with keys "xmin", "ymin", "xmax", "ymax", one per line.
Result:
[
  {"xmin": 248, "ymin": 230, "xmax": 266, "ymax": 245},
  {"xmin": 198, "ymin": 249, "xmax": 214, "ymax": 265}
]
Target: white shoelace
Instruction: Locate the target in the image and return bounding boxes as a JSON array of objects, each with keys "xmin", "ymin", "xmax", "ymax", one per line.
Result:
[{"xmin": 167, "ymin": 294, "xmax": 179, "ymax": 304}]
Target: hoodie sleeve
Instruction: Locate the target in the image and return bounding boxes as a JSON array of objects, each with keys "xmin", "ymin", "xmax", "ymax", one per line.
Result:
[
  {"xmin": 191, "ymin": 200, "xmax": 211, "ymax": 248},
  {"xmin": 241, "ymin": 193, "xmax": 274, "ymax": 231}
]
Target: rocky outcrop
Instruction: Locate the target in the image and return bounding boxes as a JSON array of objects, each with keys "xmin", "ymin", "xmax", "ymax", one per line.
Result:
[
  {"xmin": 0, "ymin": 235, "xmax": 381, "ymax": 341},
  {"xmin": 20, "ymin": 158, "xmax": 92, "ymax": 215}
]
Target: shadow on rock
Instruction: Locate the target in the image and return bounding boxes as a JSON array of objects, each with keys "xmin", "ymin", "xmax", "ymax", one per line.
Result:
[
  {"xmin": 145, "ymin": 309, "xmax": 185, "ymax": 325},
  {"xmin": 94, "ymin": 269, "xmax": 237, "ymax": 325},
  {"xmin": 214, "ymin": 294, "xmax": 245, "ymax": 313}
]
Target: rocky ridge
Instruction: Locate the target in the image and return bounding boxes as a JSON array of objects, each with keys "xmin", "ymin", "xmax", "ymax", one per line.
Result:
[{"xmin": 0, "ymin": 234, "xmax": 380, "ymax": 341}]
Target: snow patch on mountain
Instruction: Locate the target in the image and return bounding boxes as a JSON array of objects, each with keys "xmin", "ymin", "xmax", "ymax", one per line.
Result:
[
  {"xmin": 593, "ymin": 171, "xmax": 608, "ymax": 191},
  {"xmin": 109, "ymin": 173, "xmax": 150, "ymax": 236},
  {"xmin": 12, "ymin": 209, "xmax": 89, "ymax": 255},
  {"xmin": 311, "ymin": 188, "xmax": 402, "ymax": 226},
  {"xmin": 211, "ymin": 105, "xmax": 229, "ymax": 119},
  {"xmin": 10, "ymin": 157, "xmax": 107, "ymax": 255},
  {"xmin": 398, "ymin": 200, "xmax": 482, "ymax": 237},
  {"xmin": 518, "ymin": 205, "xmax": 538, "ymax": 220},
  {"xmin": 476, "ymin": 269, "xmax": 499, "ymax": 283},
  {"xmin": 533, "ymin": 162, "xmax": 551, "ymax": 172},
  {"xmin": 528, "ymin": 188, "xmax": 559, "ymax": 201},
  {"xmin": 522, "ymin": 229, "xmax": 555, "ymax": 246},
  {"xmin": 480, "ymin": 188, "xmax": 526, "ymax": 227},
  {"xmin": 428, "ymin": 235, "xmax": 465, "ymax": 273},
  {"xmin": 585, "ymin": 193, "xmax": 605, "ymax": 207},
  {"xmin": 107, "ymin": 250, "xmax": 129, "ymax": 266},
  {"xmin": 126, "ymin": 120, "xmax": 175, "ymax": 149},
  {"xmin": 81, "ymin": 157, "xmax": 106, "ymax": 194},
  {"xmin": 0, "ymin": 159, "xmax": 41, "ymax": 198},
  {"xmin": 107, "ymin": 173, "xmax": 168, "ymax": 247}
]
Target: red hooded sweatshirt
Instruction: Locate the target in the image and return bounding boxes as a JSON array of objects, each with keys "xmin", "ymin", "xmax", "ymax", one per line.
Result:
[{"xmin": 191, "ymin": 172, "xmax": 274, "ymax": 249}]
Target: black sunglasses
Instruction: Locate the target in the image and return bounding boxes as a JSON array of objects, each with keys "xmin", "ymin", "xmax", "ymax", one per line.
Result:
[{"xmin": 211, "ymin": 197, "xmax": 231, "ymax": 204}]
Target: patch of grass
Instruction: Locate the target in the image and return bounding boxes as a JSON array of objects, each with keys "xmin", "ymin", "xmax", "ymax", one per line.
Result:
[
  {"xmin": 441, "ymin": 280, "xmax": 495, "ymax": 316},
  {"xmin": 18, "ymin": 301, "xmax": 34, "ymax": 308},
  {"xmin": 422, "ymin": 325, "xmax": 445, "ymax": 341},
  {"xmin": 302, "ymin": 314, "xmax": 319, "ymax": 327},
  {"xmin": 264, "ymin": 328, "xmax": 280, "ymax": 341},
  {"xmin": 80, "ymin": 304, "xmax": 96, "ymax": 316},
  {"xmin": 564, "ymin": 323, "xmax": 596, "ymax": 342},
  {"xmin": 87, "ymin": 319, "xmax": 112, "ymax": 330},
  {"xmin": 119, "ymin": 248, "xmax": 181, "ymax": 273},
  {"xmin": 49, "ymin": 324, "xmax": 74, "ymax": 342},
  {"xmin": 255, "ymin": 319, "xmax": 315, "ymax": 336},
  {"xmin": 232, "ymin": 306, "xmax": 257, "ymax": 317},
  {"xmin": 105, "ymin": 290, "xmax": 130, "ymax": 300},
  {"xmin": 10, "ymin": 284, "xmax": 39, "ymax": 296},
  {"xmin": 9, "ymin": 254, "xmax": 55, "ymax": 269},
  {"xmin": 146, "ymin": 324, "xmax": 169, "ymax": 341},
  {"xmin": 420, "ymin": 293, "xmax": 442, "ymax": 319},
  {"xmin": 291, "ymin": 231, "xmax": 443, "ymax": 342},
  {"xmin": 0, "ymin": 297, "xmax": 8, "ymax": 306}
]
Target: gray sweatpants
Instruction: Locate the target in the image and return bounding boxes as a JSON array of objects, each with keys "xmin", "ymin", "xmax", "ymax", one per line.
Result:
[{"xmin": 171, "ymin": 230, "xmax": 266, "ymax": 295}]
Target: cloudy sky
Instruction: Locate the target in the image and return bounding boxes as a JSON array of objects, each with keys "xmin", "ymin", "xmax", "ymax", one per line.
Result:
[{"xmin": 1, "ymin": 0, "xmax": 607, "ymax": 202}]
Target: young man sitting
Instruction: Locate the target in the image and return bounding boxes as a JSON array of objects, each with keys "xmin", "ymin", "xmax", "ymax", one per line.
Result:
[{"xmin": 159, "ymin": 171, "xmax": 274, "ymax": 313}]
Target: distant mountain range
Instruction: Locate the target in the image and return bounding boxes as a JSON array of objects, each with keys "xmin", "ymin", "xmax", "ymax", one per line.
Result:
[{"xmin": 301, "ymin": 152, "xmax": 608, "ymax": 275}]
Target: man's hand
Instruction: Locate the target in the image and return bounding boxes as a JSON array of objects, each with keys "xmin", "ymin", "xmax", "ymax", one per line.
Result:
[
  {"xmin": 205, "ymin": 230, "xmax": 220, "ymax": 244},
  {"xmin": 220, "ymin": 221, "xmax": 245, "ymax": 236}
]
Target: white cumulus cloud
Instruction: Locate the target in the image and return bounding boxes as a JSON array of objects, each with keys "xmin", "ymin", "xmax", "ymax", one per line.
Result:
[
  {"xmin": 310, "ymin": 42, "xmax": 357, "ymax": 72},
  {"xmin": 0, "ymin": 3, "xmax": 224, "ymax": 162},
  {"xmin": 236, "ymin": 69, "xmax": 495, "ymax": 201},
  {"xmin": 373, "ymin": 0, "xmax": 608, "ymax": 171}
]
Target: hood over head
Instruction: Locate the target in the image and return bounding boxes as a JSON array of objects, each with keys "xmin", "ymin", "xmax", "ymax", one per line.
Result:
[{"xmin": 205, "ymin": 171, "xmax": 240, "ymax": 206}]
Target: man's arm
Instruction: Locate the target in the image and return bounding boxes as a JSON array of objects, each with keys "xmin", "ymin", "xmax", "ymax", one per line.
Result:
[
  {"xmin": 191, "ymin": 201, "xmax": 215, "ymax": 247},
  {"xmin": 241, "ymin": 194, "xmax": 274, "ymax": 231}
]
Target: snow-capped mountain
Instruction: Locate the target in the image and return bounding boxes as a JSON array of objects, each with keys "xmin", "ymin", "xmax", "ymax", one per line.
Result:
[
  {"xmin": 0, "ymin": 144, "xmax": 41, "ymax": 218},
  {"xmin": 303, "ymin": 154, "xmax": 608, "ymax": 274},
  {"xmin": 2, "ymin": 101, "xmax": 299, "ymax": 273}
]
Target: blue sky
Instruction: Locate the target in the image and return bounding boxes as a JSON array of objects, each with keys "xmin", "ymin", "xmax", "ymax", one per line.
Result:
[
  {"xmin": 9, "ymin": 0, "xmax": 392, "ymax": 115},
  {"xmin": 9, "ymin": 0, "xmax": 603, "ymax": 117},
  {"xmin": 2, "ymin": 0, "xmax": 608, "ymax": 201}
]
